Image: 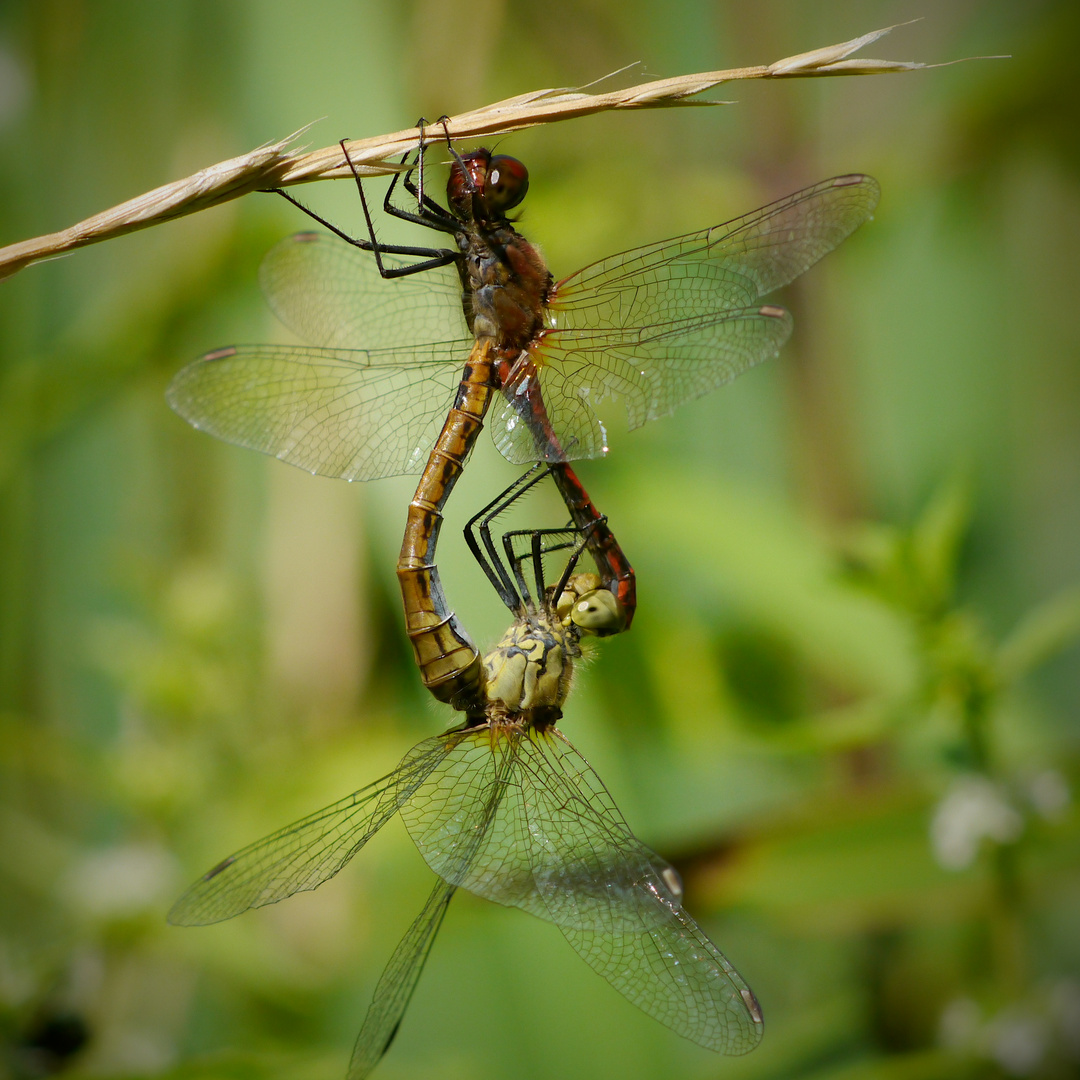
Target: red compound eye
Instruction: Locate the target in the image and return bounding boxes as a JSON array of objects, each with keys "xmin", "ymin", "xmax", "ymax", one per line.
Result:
[{"xmin": 483, "ymin": 155, "xmax": 529, "ymax": 213}]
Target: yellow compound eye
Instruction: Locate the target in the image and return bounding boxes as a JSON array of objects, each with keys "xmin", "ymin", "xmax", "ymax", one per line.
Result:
[{"xmin": 569, "ymin": 589, "xmax": 626, "ymax": 636}]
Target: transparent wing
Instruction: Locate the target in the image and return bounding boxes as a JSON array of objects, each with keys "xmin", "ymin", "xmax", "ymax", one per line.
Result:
[
  {"xmin": 259, "ymin": 232, "xmax": 468, "ymax": 350},
  {"xmin": 402, "ymin": 726, "xmax": 681, "ymax": 929},
  {"xmin": 170, "ymin": 232, "xmax": 472, "ymax": 480},
  {"xmin": 401, "ymin": 727, "xmax": 554, "ymax": 921},
  {"xmin": 400, "ymin": 725, "xmax": 763, "ymax": 1054},
  {"xmin": 490, "ymin": 306, "xmax": 792, "ymax": 464},
  {"xmin": 488, "ymin": 174, "xmax": 878, "ymax": 464},
  {"xmin": 553, "ymin": 174, "xmax": 879, "ymax": 313},
  {"xmin": 168, "ymin": 735, "xmax": 450, "ymax": 926},
  {"xmin": 167, "ymin": 342, "xmax": 465, "ymax": 480},
  {"xmin": 347, "ymin": 878, "xmax": 457, "ymax": 1080},
  {"xmin": 349, "ymin": 730, "xmax": 517, "ymax": 1078},
  {"xmin": 519, "ymin": 730, "xmax": 763, "ymax": 1054}
]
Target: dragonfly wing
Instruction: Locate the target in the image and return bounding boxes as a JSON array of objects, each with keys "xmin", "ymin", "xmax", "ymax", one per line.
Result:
[
  {"xmin": 347, "ymin": 877, "xmax": 457, "ymax": 1080},
  {"xmin": 260, "ymin": 232, "xmax": 467, "ymax": 350},
  {"xmin": 700, "ymin": 172, "xmax": 879, "ymax": 296},
  {"xmin": 400, "ymin": 727, "xmax": 546, "ymax": 916},
  {"xmin": 488, "ymin": 305, "xmax": 792, "ymax": 464},
  {"xmin": 557, "ymin": 881, "xmax": 764, "ymax": 1054},
  {"xmin": 489, "ymin": 174, "xmax": 876, "ymax": 461},
  {"xmin": 519, "ymin": 730, "xmax": 764, "ymax": 1055},
  {"xmin": 402, "ymin": 725, "xmax": 688, "ymax": 928},
  {"xmin": 399, "ymin": 726, "xmax": 681, "ymax": 929},
  {"xmin": 400, "ymin": 725, "xmax": 763, "ymax": 1053},
  {"xmin": 552, "ymin": 174, "xmax": 879, "ymax": 309},
  {"xmin": 168, "ymin": 735, "xmax": 450, "ymax": 926},
  {"xmin": 348, "ymin": 730, "xmax": 517, "ymax": 1076},
  {"xmin": 167, "ymin": 342, "xmax": 467, "ymax": 480}
]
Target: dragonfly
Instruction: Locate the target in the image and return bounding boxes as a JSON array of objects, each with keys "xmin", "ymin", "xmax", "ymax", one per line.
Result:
[
  {"xmin": 167, "ymin": 129, "xmax": 879, "ymax": 701},
  {"xmin": 169, "ymin": 467, "xmax": 763, "ymax": 1078}
]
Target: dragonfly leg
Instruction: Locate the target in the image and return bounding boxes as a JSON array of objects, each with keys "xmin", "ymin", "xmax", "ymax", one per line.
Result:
[
  {"xmin": 337, "ymin": 139, "xmax": 461, "ymax": 278},
  {"xmin": 464, "ymin": 463, "xmax": 551, "ymax": 613},
  {"xmin": 378, "ymin": 122, "xmax": 458, "ymax": 232},
  {"xmin": 462, "ymin": 463, "xmax": 629, "ymax": 630},
  {"xmin": 437, "ymin": 116, "xmax": 486, "ymax": 226},
  {"xmin": 502, "ymin": 525, "xmax": 585, "ymax": 614},
  {"xmin": 260, "ymin": 132, "xmax": 460, "ymax": 279},
  {"xmin": 262, "ymin": 181, "xmax": 457, "ymax": 275},
  {"xmin": 463, "ymin": 463, "xmax": 597, "ymax": 619},
  {"xmin": 392, "ymin": 117, "xmax": 458, "ymax": 226}
]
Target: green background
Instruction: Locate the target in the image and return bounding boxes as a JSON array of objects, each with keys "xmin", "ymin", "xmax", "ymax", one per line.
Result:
[{"xmin": 1, "ymin": 2, "xmax": 1078, "ymax": 1078}]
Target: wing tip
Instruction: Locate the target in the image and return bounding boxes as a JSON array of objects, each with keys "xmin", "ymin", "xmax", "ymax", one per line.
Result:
[
  {"xmin": 716, "ymin": 987, "xmax": 765, "ymax": 1056},
  {"xmin": 831, "ymin": 173, "xmax": 881, "ymax": 212},
  {"xmin": 166, "ymin": 350, "xmax": 238, "ymax": 412}
]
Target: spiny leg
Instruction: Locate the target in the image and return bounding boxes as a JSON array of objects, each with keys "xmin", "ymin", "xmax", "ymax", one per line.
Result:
[
  {"xmin": 501, "ymin": 525, "xmax": 585, "ymax": 613},
  {"xmin": 259, "ymin": 130, "xmax": 458, "ymax": 277},
  {"xmin": 464, "ymin": 464, "xmax": 552, "ymax": 613},
  {"xmin": 395, "ymin": 117, "xmax": 458, "ymax": 225},
  {"xmin": 336, "ymin": 138, "xmax": 458, "ymax": 277}
]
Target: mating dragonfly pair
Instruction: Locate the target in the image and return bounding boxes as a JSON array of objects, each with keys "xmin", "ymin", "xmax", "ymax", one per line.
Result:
[{"xmin": 167, "ymin": 125, "xmax": 878, "ymax": 1075}]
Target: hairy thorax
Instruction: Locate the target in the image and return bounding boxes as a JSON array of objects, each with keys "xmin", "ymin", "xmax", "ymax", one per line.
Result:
[
  {"xmin": 458, "ymin": 226, "xmax": 552, "ymax": 352},
  {"xmin": 480, "ymin": 615, "xmax": 578, "ymax": 721}
]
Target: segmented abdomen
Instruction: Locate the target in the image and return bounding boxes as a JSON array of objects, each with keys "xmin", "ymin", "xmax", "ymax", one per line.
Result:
[{"xmin": 396, "ymin": 338, "xmax": 496, "ymax": 710}]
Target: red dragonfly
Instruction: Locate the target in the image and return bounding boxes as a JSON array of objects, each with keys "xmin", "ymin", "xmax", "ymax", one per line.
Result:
[{"xmin": 168, "ymin": 134, "xmax": 878, "ymax": 702}]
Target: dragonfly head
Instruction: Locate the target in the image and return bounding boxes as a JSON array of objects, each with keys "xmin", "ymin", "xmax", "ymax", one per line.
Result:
[
  {"xmin": 556, "ymin": 574, "xmax": 627, "ymax": 637},
  {"xmin": 448, "ymin": 149, "xmax": 530, "ymax": 224}
]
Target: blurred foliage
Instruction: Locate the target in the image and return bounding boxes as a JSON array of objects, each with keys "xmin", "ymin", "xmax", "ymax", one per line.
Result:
[{"xmin": 1, "ymin": 2, "xmax": 1079, "ymax": 1079}]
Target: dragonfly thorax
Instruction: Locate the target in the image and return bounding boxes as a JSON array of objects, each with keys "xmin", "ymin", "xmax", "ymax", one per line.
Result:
[
  {"xmin": 480, "ymin": 616, "xmax": 577, "ymax": 721},
  {"xmin": 457, "ymin": 227, "xmax": 551, "ymax": 351}
]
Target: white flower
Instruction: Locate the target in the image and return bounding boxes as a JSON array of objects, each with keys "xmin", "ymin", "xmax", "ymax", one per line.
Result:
[{"xmin": 930, "ymin": 776, "xmax": 1023, "ymax": 870}]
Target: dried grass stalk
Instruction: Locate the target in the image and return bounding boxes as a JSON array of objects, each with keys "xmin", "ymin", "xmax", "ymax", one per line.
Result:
[{"xmin": 0, "ymin": 24, "xmax": 959, "ymax": 281}]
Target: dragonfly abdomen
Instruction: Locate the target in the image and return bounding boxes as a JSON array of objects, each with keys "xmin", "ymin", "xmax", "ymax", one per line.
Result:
[{"xmin": 396, "ymin": 338, "xmax": 500, "ymax": 709}]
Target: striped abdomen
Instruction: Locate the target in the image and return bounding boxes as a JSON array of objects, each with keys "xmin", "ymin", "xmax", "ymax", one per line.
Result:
[{"xmin": 396, "ymin": 338, "xmax": 496, "ymax": 709}]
